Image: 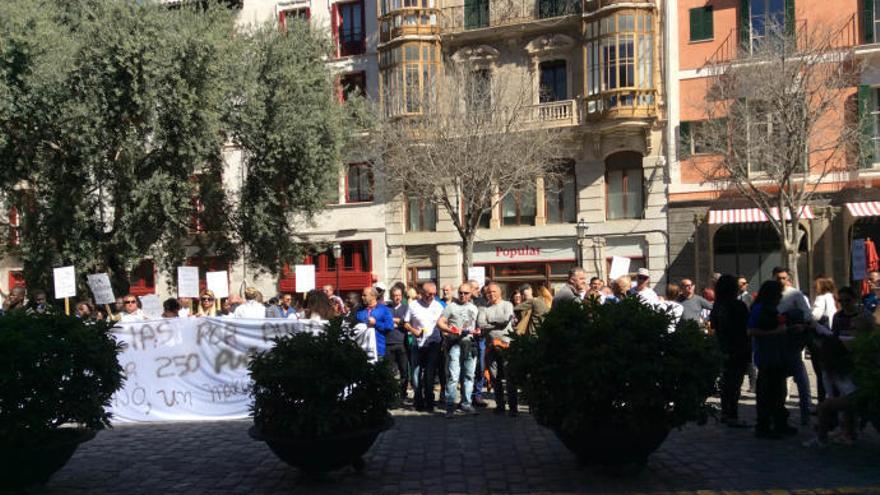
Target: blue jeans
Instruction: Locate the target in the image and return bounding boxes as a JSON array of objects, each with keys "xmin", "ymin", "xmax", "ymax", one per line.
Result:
[
  {"xmin": 446, "ymin": 339, "xmax": 476, "ymax": 408},
  {"xmin": 789, "ymin": 353, "xmax": 811, "ymax": 419},
  {"xmin": 412, "ymin": 341, "xmax": 440, "ymax": 409},
  {"xmin": 473, "ymin": 338, "xmax": 486, "ymax": 401}
]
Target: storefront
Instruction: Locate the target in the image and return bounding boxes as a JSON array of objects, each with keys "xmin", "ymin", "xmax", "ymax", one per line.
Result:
[{"xmin": 473, "ymin": 239, "xmax": 577, "ymax": 296}]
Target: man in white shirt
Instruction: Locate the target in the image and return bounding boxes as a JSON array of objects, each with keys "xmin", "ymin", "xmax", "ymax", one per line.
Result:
[
  {"xmin": 631, "ymin": 268, "xmax": 659, "ymax": 305},
  {"xmin": 233, "ymin": 287, "xmax": 267, "ymax": 319},
  {"xmin": 404, "ymin": 282, "xmax": 444, "ymax": 412},
  {"xmin": 118, "ymin": 294, "xmax": 148, "ymax": 322}
]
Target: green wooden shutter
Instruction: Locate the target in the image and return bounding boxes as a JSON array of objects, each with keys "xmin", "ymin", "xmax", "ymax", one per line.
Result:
[
  {"xmin": 865, "ymin": 0, "xmax": 875, "ymax": 43},
  {"xmin": 690, "ymin": 8, "xmax": 700, "ymax": 41},
  {"xmin": 680, "ymin": 121, "xmax": 692, "ymax": 159},
  {"xmin": 785, "ymin": 0, "xmax": 795, "ymax": 37},
  {"xmin": 859, "ymin": 85, "xmax": 875, "ymax": 168},
  {"xmin": 704, "ymin": 7, "xmax": 714, "ymax": 40},
  {"xmin": 740, "ymin": 0, "xmax": 751, "ymax": 49}
]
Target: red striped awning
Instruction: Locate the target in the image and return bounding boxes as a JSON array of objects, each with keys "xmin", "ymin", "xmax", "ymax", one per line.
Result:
[
  {"xmin": 708, "ymin": 206, "xmax": 814, "ymax": 225},
  {"xmin": 845, "ymin": 202, "xmax": 880, "ymax": 217}
]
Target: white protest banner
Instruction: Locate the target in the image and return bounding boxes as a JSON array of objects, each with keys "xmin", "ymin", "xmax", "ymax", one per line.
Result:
[
  {"xmin": 852, "ymin": 238, "xmax": 867, "ymax": 281},
  {"xmin": 86, "ymin": 273, "xmax": 115, "ymax": 305},
  {"xmin": 139, "ymin": 294, "xmax": 163, "ymax": 319},
  {"xmin": 467, "ymin": 266, "xmax": 486, "ymax": 288},
  {"xmin": 608, "ymin": 256, "xmax": 631, "ymax": 281},
  {"xmin": 177, "ymin": 266, "xmax": 200, "ymax": 298},
  {"xmin": 108, "ymin": 318, "xmax": 375, "ymax": 422},
  {"xmin": 294, "ymin": 264, "xmax": 316, "ymax": 293},
  {"xmin": 53, "ymin": 266, "xmax": 77, "ymax": 299},
  {"xmin": 206, "ymin": 271, "xmax": 229, "ymax": 299}
]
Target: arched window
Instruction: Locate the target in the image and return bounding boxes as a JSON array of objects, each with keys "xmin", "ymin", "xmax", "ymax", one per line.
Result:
[{"xmin": 605, "ymin": 151, "xmax": 643, "ymax": 220}]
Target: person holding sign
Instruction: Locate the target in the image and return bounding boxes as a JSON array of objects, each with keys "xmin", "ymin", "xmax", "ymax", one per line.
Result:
[
  {"xmin": 119, "ymin": 294, "xmax": 147, "ymax": 322},
  {"xmin": 196, "ymin": 290, "xmax": 218, "ymax": 317}
]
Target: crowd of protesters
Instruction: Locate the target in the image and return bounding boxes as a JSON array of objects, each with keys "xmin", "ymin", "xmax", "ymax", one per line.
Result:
[{"xmin": 0, "ymin": 265, "xmax": 872, "ymax": 438}]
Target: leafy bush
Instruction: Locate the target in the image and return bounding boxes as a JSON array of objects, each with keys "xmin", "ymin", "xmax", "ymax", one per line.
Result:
[
  {"xmin": 0, "ymin": 313, "xmax": 125, "ymax": 445},
  {"xmin": 853, "ymin": 325, "xmax": 880, "ymax": 424},
  {"xmin": 509, "ymin": 297, "xmax": 721, "ymax": 436},
  {"xmin": 249, "ymin": 318, "xmax": 398, "ymax": 439}
]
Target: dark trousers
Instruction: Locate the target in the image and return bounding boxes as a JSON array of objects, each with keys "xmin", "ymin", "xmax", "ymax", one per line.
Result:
[
  {"xmin": 807, "ymin": 343, "xmax": 825, "ymax": 403},
  {"xmin": 384, "ymin": 344, "xmax": 409, "ymax": 399},
  {"xmin": 413, "ymin": 342, "xmax": 440, "ymax": 409},
  {"xmin": 720, "ymin": 357, "xmax": 748, "ymax": 420},
  {"xmin": 438, "ymin": 343, "xmax": 448, "ymax": 399},
  {"xmin": 756, "ymin": 365, "xmax": 789, "ymax": 431},
  {"xmin": 486, "ymin": 344, "xmax": 517, "ymax": 411}
]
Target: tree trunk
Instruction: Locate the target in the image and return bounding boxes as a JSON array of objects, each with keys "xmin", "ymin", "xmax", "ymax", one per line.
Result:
[
  {"xmin": 786, "ymin": 248, "xmax": 801, "ymax": 290},
  {"xmin": 461, "ymin": 234, "xmax": 475, "ymax": 282}
]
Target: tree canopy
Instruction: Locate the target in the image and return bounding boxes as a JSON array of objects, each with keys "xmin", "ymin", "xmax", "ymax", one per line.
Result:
[{"xmin": 0, "ymin": 0, "xmax": 348, "ymax": 295}]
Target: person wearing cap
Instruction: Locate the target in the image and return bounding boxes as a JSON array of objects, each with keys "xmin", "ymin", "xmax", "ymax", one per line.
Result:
[
  {"xmin": 631, "ymin": 268, "xmax": 659, "ymax": 305},
  {"xmin": 374, "ymin": 282, "xmax": 387, "ymax": 303},
  {"xmin": 553, "ymin": 267, "xmax": 587, "ymax": 306},
  {"xmin": 233, "ymin": 287, "xmax": 267, "ymax": 319}
]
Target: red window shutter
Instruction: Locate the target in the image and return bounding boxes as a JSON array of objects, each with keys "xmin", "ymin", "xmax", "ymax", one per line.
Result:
[
  {"xmin": 305, "ymin": 8, "xmax": 311, "ymax": 19},
  {"xmin": 331, "ymin": 3, "xmax": 340, "ymax": 58},
  {"xmin": 279, "ymin": 10, "xmax": 286, "ymax": 30}
]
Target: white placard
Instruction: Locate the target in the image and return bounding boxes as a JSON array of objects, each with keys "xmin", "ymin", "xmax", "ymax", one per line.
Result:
[
  {"xmin": 86, "ymin": 273, "xmax": 116, "ymax": 305},
  {"xmin": 53, "ymin": 266, "xmax": 77, "ymax": 299},
  {"xmin": 608, "ymin": 256, "xmax": 632, "ymax": 281},
  {"xmin": 177, "ymin": 267, "xmax": 200, "ymax": 298},
  {"xmin": 139, "ymin": 294, "xmax": 163, "ymax": 319},
  {"xmin": 206, "ymin": 271, "xmax": 229, "ymax": 299},
  {"xmin": 852, "ymin": 239, "xmax": 867, "ymax": 281},
  {"xmin": 467, "ymin": 266, "xmax": 486, "ymax": 288},
  {"xmin": 294, "ymin": 264, "xmax": 316, "ymax": 293},
  {"xmin": 108, "ymin": 318, "xmax": 375, "ymax": 423}
]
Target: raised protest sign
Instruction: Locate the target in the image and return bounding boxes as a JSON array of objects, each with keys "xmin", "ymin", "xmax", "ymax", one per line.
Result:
[
  {"xmin": 109, "ymin": 318, "xmax": 376, "ymax": 422},
  {"xmin": 139, "ymin": 294, "xmax": 163, "ymax": 319},
  {"xmin": 294, "ymin": 264, "xmax": 315, "ymax": 293},
  {"xmin": 177, "ymin": 266, "xmax": 200, "ymax": 298},
  {"xmin": 87, "ymin": 273, "xmax": 115, "ymax": 305},
  {"xmin": 53, "ymin": 266, "xmax": 77, "ymax": 299},
  {"xmin": 608, "ymin": 256, "xmax": 631, "ymax": 281},
  {"xmin": 467, "ymin": 266, "xmax": 485, "ymax": 288},
  {"xmin": 206, "ymin": 271, "xmax": 229, "ymax": 299}
]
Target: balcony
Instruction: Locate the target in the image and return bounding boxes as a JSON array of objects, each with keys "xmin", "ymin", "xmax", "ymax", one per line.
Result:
[
  {"xmin": 439, "ymin": 0, "xmax": 579, "ymax": 34},
  {"xmin": 584, "ymin": 89, "xmax": 657, "ymax": 120},
  {"xmin": 379, "ymin": 7, "xmax": 441, "ymax": 43},
  {"xmin": 526, "ymin": 99, "xmax": 578, "ymax": 129}
]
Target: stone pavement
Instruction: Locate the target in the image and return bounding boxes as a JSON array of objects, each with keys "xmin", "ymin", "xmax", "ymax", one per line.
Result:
[{"xmin": 31, "ymin": 391, "xmax": 880, "ymax": 495}]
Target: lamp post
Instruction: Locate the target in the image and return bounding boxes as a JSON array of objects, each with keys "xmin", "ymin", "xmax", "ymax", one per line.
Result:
[
  {"xmin": 576, "ymin": 218, "xmax": 589, "ymax": 268},
  {"xmin": 332, "ymin": 243, "xmax": 342, "ymax": 293}
]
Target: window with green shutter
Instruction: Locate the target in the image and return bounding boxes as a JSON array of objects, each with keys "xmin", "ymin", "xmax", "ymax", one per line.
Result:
[
  {"xmin": 680, "ymin": 121, "xmax": 693, "ymax": 158},
  {"xmin": 858, "ymin": 85, "xmax": 877, "ymax": 168},
  {"xmin": 689, "ymin": 6, "xmax": 714, "ymax": 42}
]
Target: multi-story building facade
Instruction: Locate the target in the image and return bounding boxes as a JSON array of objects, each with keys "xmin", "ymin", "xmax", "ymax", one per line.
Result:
[
  {"xmin": 667, "ymin": 0, "xmax": 880, "ymax": 294},
  {"xmin": 2, "ymin": 0, "xmax": 672, "ymax": 300}
]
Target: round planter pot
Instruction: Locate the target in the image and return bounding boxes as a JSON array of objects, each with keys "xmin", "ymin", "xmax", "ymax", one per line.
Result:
[
  {"xmin": 0, "ymin": 428, "xmax": 96, "ymax": 489},
  {"xmin": 249, "ymin": 416, "xmax": 393, "ymax": 475},
  {"xmin": 554, "ymin": 423, "xmax": 670, "ymax": 467}
]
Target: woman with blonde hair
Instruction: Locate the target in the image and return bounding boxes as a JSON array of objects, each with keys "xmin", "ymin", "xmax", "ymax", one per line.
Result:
[{"xmin": 196, "ymin": 289, "xmax": 217, "ymax": 317}]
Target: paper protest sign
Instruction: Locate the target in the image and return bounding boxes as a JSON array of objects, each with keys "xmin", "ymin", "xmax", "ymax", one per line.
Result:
[
  {"xmin": 86, "ymin": 273, "xmax": 115, "ymax": 305},
  {"xmin": 139, "ymin": 294, "xmax": 163, "ymax": 319},
  {"xmin": 852, "ymin": 239, "xmax": 867, "ymax": 281},
  {"xmin": 206, "ymin": 271, "xmax": 229, "ymax": 299},
  {"xmin": 53, "ymin": 266, "xmax": 77, "ymax": 299},
  {"xmin": 177, "ymin": 266, "xmax": 200, "ymax": 298},
  {"xmin": 294, "ymin": 265, "xmax": 316, "ymax": 293},
  {"xmin": 467, "ymin": 266, "xmax": 486, "ymax": 288},
  {"xmin": 608, "ymin": 256, "xmax": 631, "ymax": 281}
]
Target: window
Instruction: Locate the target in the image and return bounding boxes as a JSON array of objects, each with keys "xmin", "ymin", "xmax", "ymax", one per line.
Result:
[
  {"xmin": 545, "ymin": 165, "xmax": 577, "ymax": 224},
  {"xmin": 465, "ymin": 69, "xmax": 492, "ymax": 113},
  {"xmin": 539, "ymin": 60, "xmax": 567, "ymax": 102},
  {"xmin": 730, "ymin": 99, "xmax": 784, "ymax": 173},
  {"xmin": 129, "ymin": 260, "xmax": 156, "ymax": 296},
  {"xmin": 464, "ymin": 0, "xmax": 489, "ymax": 29},
  {"xmin": 865, "ymin": 0, "xmax": 879, "ymax": 43},
  {"xmin": 679, "ymin": 120, "xmax": 714, "ymax": 158},
  {"xmin": 279, "ymin": 7, "xmax": 310, "ymax": 30},
  {"xmin": 341, "ymin": 241, "xmax": 371, "ymax": 271},
  {"xmin": 744, "ymin": 0, "xmax": 793, "ymax": 51},
  {"xmin": 585, "ymin": 11, "xmax": 654, "ymax": 113},
  {"xmin": 689, "ymin": 6, "xmax": 713, "ymax": 41},
  {"xmin": 859, "ymin": 86, "xmax": 879, "ymax": 168},
  {"xmin": 407, "ymin": 197, "xmax": 437, "ymax": 232},
  {"xmin": 8, "ymin": 271, "xmax": 25, "ymax": 291},
  {"xmin": 334, "ymin": 0, "xmax": 365, "ymax": 57},
  {"xmin": 605, "ymin": 151, "xmax": 644, "ymax": 220},
  {"xmin": 538, "ymin": 0, "xmax": 579, "ymax": 19},
  {"xmin": 501, "ymin": 186, "xmax": 537, "ymax": 226},
  {"xmin": 346, "ymin": 163, "xmax": 374, "ymax": 203},
  {"xmin": 380, "ymin": 42, "xmax": 440, "ymax": 117},
  {"xmin": 340, "ymin": 72, "xmax": 366, "ymax": 102}
]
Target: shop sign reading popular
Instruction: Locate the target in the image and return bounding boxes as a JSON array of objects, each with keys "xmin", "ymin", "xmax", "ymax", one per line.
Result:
[{"xmin": 473, "ymin": 239, "xmax": 577, "ymax": 263}]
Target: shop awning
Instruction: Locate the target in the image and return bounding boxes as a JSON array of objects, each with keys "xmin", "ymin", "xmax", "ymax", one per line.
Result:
[
  {"xmin": 708, "ymin": 206, "xmax": 814, "ymax": 225},
  {"xmin": 845, "ymin": 201, "xmax": 880, "ymax": 217}
]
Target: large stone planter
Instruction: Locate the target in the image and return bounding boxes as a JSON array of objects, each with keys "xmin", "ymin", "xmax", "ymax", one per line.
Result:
[
  {"xmin": 249, "ymin": 416, "xmax": 393, "ymax": 475},
  {"xmin": 554, "ymin": 423, "xmax": 670, "ymax": 467},
  {"xmin": 0, "ymin": 428, "xmax": 96, "ymax": 489}
]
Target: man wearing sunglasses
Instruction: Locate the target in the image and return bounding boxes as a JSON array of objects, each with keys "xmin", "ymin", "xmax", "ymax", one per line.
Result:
[
  {"xmin": 437, "ymin": 283, "xmax": 480, "ymax": 418},
  {"xmin": 119, "ymin": 294, "xmax": 147, "ymax": 322}
]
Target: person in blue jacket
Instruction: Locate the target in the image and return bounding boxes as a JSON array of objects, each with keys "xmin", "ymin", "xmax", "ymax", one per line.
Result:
[{"xmin": 356, "ymin": 286, "xmax": 395, "ymax": 358}]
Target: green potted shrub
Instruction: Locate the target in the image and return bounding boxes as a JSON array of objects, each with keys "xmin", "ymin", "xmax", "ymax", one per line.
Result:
[
  {"xmin": 509, "ymin": 297, "xmax": 721, "ymax": 467},
  {"xmin": 0, "ymin": 312, "xmax": 125, "ymax": 489},
  {"xmin": 248, "ymin": 318, "xmax": 398, "ymax": 475}
]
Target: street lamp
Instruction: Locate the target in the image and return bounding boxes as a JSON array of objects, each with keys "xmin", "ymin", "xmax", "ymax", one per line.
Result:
[
  {"xmin": 332, "ymin": 243, "xmax": 342, "ymax": 292},
  {"xmin": 576, "ymin": 218, "xmax": 589, "ymax": 268}
]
